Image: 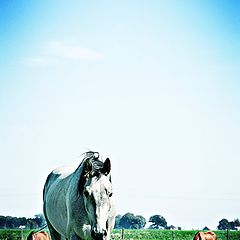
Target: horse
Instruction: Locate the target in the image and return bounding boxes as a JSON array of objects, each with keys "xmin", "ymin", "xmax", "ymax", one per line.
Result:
[
  {"xmin": 193, "ymin": 231, "xmax": 217, "ymax": 240},
  {"xmin": 43, "ymin": 151, "xmax": 115, "ymax": 240},
  {"xmin": 27, "ymin": 231, "xmax": 51, "ymax": 240}
]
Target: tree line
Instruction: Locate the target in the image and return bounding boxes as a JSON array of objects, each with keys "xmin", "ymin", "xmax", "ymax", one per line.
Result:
[
  {"xmin": 0, "ymin": 213, "xmax": 239, "ymax": 230},
  {"xmin": 114, "ymin": 213, "xmax": 240, "ymax": 230},
  {"xmin": 0, "ymin": 214, "xmax": 45, "ymax": 229},
  {"xmin": 114, "ymin": 213, "xmax": 180, "ymax": 230},
  {"xmin": 217, "ymin": 219, "xmax": 240, "ymax": 230}
]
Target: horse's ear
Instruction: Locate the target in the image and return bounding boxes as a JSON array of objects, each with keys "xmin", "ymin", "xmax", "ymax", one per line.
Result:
[{"xmin": 103, "ymin": 158, "xmax": 111, "ymax": 175}]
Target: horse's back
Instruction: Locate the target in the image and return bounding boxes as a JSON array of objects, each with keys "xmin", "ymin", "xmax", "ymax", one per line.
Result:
[
  {"xmin": 53, "ymin": 165, "xmax": 76, "ymax": 178},
  {"xmin": 43, "ymin": 165, "xmax": 75, "ymax": 197},
  {"xmin": 43, "ymin": 166, "xmax": 73, "ymax": 209}
]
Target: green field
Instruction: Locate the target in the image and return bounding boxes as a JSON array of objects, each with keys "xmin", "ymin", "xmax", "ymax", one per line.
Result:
[
  {"xmin": 1, "ymin": 229, "xmax": 240, "ymax": 240},
  {"xmin": 111, "ymin": 229, "xmax": 239, "ymax": 240},
  {"xmin": 0, "ymin": 229, "xmax": 32, "ymax": 240}
]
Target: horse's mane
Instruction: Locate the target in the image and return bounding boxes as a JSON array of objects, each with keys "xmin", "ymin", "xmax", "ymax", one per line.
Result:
[
  {"xmin": 77, "ymin": 151, "xmax": 107, "ymax": 193},
  {"xmin": 82, "ymin": 151, "xmax": 105, "ymax": 174}
]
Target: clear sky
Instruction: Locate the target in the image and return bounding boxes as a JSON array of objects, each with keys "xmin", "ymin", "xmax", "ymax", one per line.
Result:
[{"xmin": 0, "ymin": 0, "xmax": 240, "ymax": 230}]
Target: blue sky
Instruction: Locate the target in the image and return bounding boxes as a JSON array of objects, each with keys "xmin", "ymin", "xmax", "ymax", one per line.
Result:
[{"xmin": 0, "ymin": 0, "xmax": 240, "ymax": 230}]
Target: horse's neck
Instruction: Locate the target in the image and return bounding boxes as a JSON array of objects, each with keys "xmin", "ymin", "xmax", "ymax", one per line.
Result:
[
  {"xmin": 68, "ymin": 163, "xmax": 86, "ymax": 196},
  {"xmin": 74, "ymin": 162, "xmax": 85, "ymax": 177}
]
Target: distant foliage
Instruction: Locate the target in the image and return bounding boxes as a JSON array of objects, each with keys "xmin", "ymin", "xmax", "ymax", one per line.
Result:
[
  {"xmin": 217, "ymin": 218, "xmax": 240, "ymax": 230},
  {"xmin": 148, "ymin": 214, "xmax": 167, "ymax": 229},
  {"xmin": 114, "ymin": 215, "xmax": 122, "ymax": 229},
  {"xmin": 117, "ymin": 213, "xmax": 146, "ymax": 229},
  {"xmin": 0, "ymin": 214, "xmax": 46, "ymax": 229}
]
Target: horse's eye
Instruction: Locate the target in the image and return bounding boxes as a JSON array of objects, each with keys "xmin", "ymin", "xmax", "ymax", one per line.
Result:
[
  {"xmin": 109, "ymin": 192, "xmax": 113, "ymax": 197},
  {"xmin": 84, "ymin": 190, "xmax": 89, "ymax": 198}
]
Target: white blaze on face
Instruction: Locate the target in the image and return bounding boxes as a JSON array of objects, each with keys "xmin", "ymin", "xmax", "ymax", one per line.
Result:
[{"xmin": 84, "ymin": 175, "xmax": 113, "ymax": 233}]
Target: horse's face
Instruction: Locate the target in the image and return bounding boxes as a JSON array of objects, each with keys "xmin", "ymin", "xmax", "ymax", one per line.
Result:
[{"xmin": 83, "ymin": 158, "xmax": 113, "ymax": 240}]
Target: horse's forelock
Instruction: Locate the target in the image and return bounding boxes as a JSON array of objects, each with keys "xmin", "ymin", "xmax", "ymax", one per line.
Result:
[
  {"xmin": 82, "ymin": 151, "xmax": 110, "ymax": 176},
  {"xmin": 82, "ymin": 151, "xmax": 100, "ymax": 162}
]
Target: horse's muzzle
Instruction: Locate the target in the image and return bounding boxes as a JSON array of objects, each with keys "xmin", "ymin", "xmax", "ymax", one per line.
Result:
[{"xmin": 91, "ymin": 229, "xmax": 107, "ymax": 240}]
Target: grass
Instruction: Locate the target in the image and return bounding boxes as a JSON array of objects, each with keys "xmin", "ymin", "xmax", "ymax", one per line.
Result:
[
  {"xmin": 111, "ymin": 229, "xmax": 240, "ymax": 240},
  {"xmin": 1, "ymin": 229, "xmax": 240, "ymax": 240}
]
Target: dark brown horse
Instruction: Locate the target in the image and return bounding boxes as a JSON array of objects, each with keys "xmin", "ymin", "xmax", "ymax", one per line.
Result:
[
  {"xmin": 27, "ymin": 231, "xmax": 51, "ymax": 240},
  {"xmin": 193, "ymin": 231, "xmax": 217, "ymax": 240}
]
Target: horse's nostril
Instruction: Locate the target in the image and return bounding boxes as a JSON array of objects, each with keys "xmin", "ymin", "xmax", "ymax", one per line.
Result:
[{"xmin": 103, "ymin": 230, "xmax": 107, "ymax": 236}]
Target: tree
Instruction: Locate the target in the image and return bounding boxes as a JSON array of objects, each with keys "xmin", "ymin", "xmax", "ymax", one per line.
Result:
[
  {"xmin": 18, "ymin": 217, "xmax": 27, "ymax": 226},
  {"xmin": 5, "ymin": 216, "xmax": 15, "ymax": 229},
  {"xmin": 217, "ymin": 218, "xmax": 229, "ymax": 230},
  {"xmin": 149, "ymin": 215, "xmax": 167, "ymax": 229},
  {"xmin": 0, "ymin": 216, "xmax": 6, "ymax": 229},
  {"xmin": 119, "ymin": 213, "xmax": 146, "ymax": 229},
  {"xmin": 114, "ymin": 215, "xmax": 122, "ymax": 229},
  {"xmin": 26, "ymin": 219, "xmax": 38, "ymax": 229},
  {"xmin": 133, "ymin": 215, "xmax": 146, "ymax": 229},
  {"xmin": 217, "ymin": 218, "xmax": 240, "ymax": 230},
  {"xmin": 34, "ymin": 214, "xmax": 46, "ymax": 227},
  {"xmin": 229, "ymin": 221, "xmax": 237, "ymax": 230},
  {"xmin": 234, "ymin": 219, "xmax": 240, "ymax": 227},
  {"xmin": 119, "ymin": 213, "xmax": 134, "ymax": 229},
  {"xmin": 0, "ymin": 215, "xmax": 44, "ymax": 229}
]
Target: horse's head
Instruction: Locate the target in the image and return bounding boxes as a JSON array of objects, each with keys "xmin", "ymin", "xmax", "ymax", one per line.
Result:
[{"xmin": 80, "ymin": 154, "xmax": 114, "ymax": 240}]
